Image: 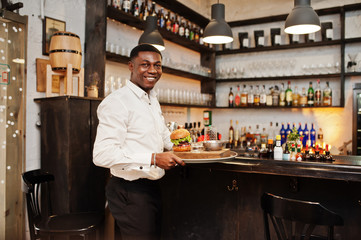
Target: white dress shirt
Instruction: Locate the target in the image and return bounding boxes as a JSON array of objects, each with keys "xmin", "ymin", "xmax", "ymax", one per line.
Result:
[{"xmin": 93, "ymin": 80, "xmax": 173, "ymax": 181}]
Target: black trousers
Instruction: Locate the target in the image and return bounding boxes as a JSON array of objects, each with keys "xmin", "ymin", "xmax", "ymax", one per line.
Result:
[{"xmin": 106, "ymin": 176, "xmax": 162, "ymax": 240}]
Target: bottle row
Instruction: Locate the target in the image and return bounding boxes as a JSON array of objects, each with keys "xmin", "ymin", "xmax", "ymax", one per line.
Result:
[
  {"xmin": 109, "ymin": 0, "xmax": 208, "ymax": 46},
  {"xmin": 228, "ymin": 80, "xmax": 332, "ymax": 108}
]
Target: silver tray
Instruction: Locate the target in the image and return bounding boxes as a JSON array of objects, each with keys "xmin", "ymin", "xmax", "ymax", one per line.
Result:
[{"xmin": 182, "ymin": 151, "xmax": 238, "ymax": 164}]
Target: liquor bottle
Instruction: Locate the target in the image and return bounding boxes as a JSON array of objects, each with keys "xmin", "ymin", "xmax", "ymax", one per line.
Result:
[
  {"xmin": 279, "ymin": 83, "xmax": 286, "ymax": 107},
  {"xmin": 260, "ymin": 127, "xmax": 268, "ymax": 145},
  {"xmin": 302, "ymin": 123, "xmax": 309, "ymax": 147},
  {"xmin": 280, "ymin": 123, "xmax": 286, "ymax": 145},
  {"xmin": 266, "ymin": 87, "xmax": 273, "ymax": 106},
  {"xmin": 296, "ymin": 144, "xmax": 303, "ymax": 161},
  {"xmin": 234, "ymin": 120, "xmax": 239, "ymax": 148},
  {"xmin": 199, "ymin": 28, "xmax": 204, "ymax": 45},
  {"xmin": 324, "ymin": 144, "xmax": 333, "ymax": 161},
  {"xmin": 290, "ymin": 143, "xmax": 296, "ymax": 161},
  {"xmin": 292, "ymin": 86, "xmax": 300, "ymax": 106},
  {"xmin": 235, "ymin": 85, "xmax": 241, "ymax": 107},
  {"xmin": 267, "ymin": 138, "xmax": 274, "ymax": 159},
  {"xmin": 285, "ymin": 81, "xmax": 293, "ymax": 106},
  {"xmin": 240, "ymin": 127, "xmax": 247, "ymax": 148},
  {"xmin": 283, "ymin": 143, "xmax": 290, "ymax": 160},
  {"xmin": 112, "ymin": 0, "xmax": 121, "ymax": 9},
  {"xmin": 189, "ymin": 23, "xmax": 195, "ymax": 40},
  {"xmin": 185, "ymin": 21, "xmax": 190, "ymax": 38},
  {"xmin": 259, "ymin": 143, "xmax": 268, "ymax": 159},
  {"xmin": 304, "ymin": 145, "xmax": 311, "ymax": 161},
  {"xmin": 149, "ymin": 1, "xmax": 156, "ymax": 16},
  {"xmin": 248, "ymin": 85, "xmax": 254, "ymax": 106},
  {"xmin": 157, "ymin": 8, "xmax": 165, "ymax": 27},
  {"xmin": 194, "ymin": 25, "xmax": 200, "ymax": 43},
  {"xmin": 323, "ymin": 81, "xmax": 332, "ymax": 106},
  {"xmin": 297, "ymin": 123, "xmax": 304, "ymax": 144},
  {"xmin": 131, "ymin": 0, "xmax": 140, "ymax": 17},
  {"xmin": 254, "ymin": 124, "xmax": 261, "ymax": 146},
  {"xmin": 274, "ymin": 122, "xmax": 280, "ymax": 142},
  {"xmin": 178, "ymin": 18, "xmax": 185, "ymax": 36},
  {"xmin": 241, "ymin": 85, "xmax": 248, "ymax": 107},
  {"xmin": 299, "ymin": 87, "xmax": 307, "ymax": 107},
  {"xmin": 122, "ymin": 0, "xmax": 131, "ymax": 12},
  {"xmin": 229, "ymin": 120, "xmax": 234, "ymax": 146},
  {"xmin": 228, "ymin": 87, "xmax": 234, "ymax": 107},
  {"xmin": 165, "ymin": 11, "xmax": 172, "ymax": 31},
  {"xmin": 316, "ymin": 127, "xmax": 324, "ymax": 149},
  {"xmin": 246, "ymin": 126, "xmax": 254, "ymax": 145},
  {"xmin": 307, "ymin": 81, "xmax": 314, "ymax": 106},
  {"xmin": 310, "ymin": 123, "xmax": 316, "ymax": 147},
  {"xmin": 314, "ymin": 145, "xmax": 322, "ymax": 161},
  {"xmin": 272, "ymin": 85, "xmax": 279, "ymax": 106},
  {"xmin": 260, "ymin": 85, "xmax": 267, "ymax": 106},
  {"xmin": 315, "ymin": 79, "xmax": 322, "ymax": 106},
  {"xmin": 285, "ymin": 122, "xmax": 292, "ymax": 140},
  {"xmin": 140, "ymin": 0, "xmax": 149, "ymax": 20},
  {"xmin": 172, "ymin": 14, "xmax": 179, "ymax": 34},
  {"xmin": 268, "ymin": 121, "xmax": 274, "ymax": 143},
  {"xmin": 254, "ymin": 85, "xmax": 260, "ymax": 106},
  {"xmin": 274, "ymin": 135, "xmax": 283, "ymax": 160}
]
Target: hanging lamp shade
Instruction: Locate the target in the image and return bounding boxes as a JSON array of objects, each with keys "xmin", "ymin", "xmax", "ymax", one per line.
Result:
[
  {"xmin": 284, "ymin": 0, "xmax": 321, "ymax": 34},
  {"xmin": 138, "ymin": 16, "xmax": 165, "ymax": 51},
  {"xmin": 203, "ymin": 3, "xmax": 233, "ymax": 44}
]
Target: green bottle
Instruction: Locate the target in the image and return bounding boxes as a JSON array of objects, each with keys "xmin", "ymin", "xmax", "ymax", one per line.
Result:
[
  {"xmin": 285, "ymin": 81, "xmax": 293, "ymax": 106},
  {"xmin": 307, "ymin": 81, "xmax": 314, "ymax": 106}
]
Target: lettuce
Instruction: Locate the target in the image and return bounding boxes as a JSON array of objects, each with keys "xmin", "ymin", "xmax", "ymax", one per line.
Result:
[{"xmin": 171, "ymin": 135, "xmax": 192, "ymax": 145}]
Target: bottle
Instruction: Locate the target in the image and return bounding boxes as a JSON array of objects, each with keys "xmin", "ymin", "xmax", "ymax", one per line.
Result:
[
  {"xmin": 324, "ymin": 144, "xmax": 333, "ymax": 161},
  {"xmin": 157, "ymin": 7, "xmax": 165, "ymax": 28},
  {"xmin": 259, "ymin": 143, "xmax": 268, "ymax": 159},
  {"xmin": 248, "ymin": 86, "xmax": 254, "ymax": 106},
  {"xmin": 140, "ymin": 0, "xmax": 149, "ymax": 21},
  {"xmin": 172, "ymin": 14, "xmax": 179, "ymax": 34},
  {"xmin": 274, "ymin": 122, "xmax": 280, "ymax": 142},
  {"xmin": 234, "ymin": 120, "xmax": 239, "ymax": 148},
  {"xmin": 122, "ymin": 0, "xmax": 131, "ymax": 12},
  {"xmin": 279, "ymin": 83, "xmax": 286, "ymax": 107},
  {"xmin": 280, "ymin": 123, "xmax": 286, "ymax": 145},
  {"xmin": 165, "ymin": 11, "xmax": 172, "ymax": 31},
  {"xmin": 260, "ymin": 127, "xmax": 268, "ymax": 145},
  {"xmin": 228, "ymin": 87, "xmax": 234, "ymax": 107},
  {"xmin": 189, "ymin": 22, "xmax": 195, "ymax": 40},
  {"xmin": 229, "ymin": 120, "xmax": 234, "ymax": 146},
  {"xmin": 292, "ymin": 86, "xmax": 300, "ymax": 106},
  {"xmin": 241, "ymin": 85, "xmax": 248, "ymax": 107},
  {"xmin": 246, "ymin": 126, "xmax": 254, "ymax": 145},
  {"xmin": 267, "ymin": 138, "xmax": 274, "ymax": 159},
  {"xmin": 260, "ymin": 85, "xmax": 267, "ymax": 106},
  {"xmin": 296, "ymin": 144, "xmax": 303, "ymax": 161},
  {"xmin": 323, "ymin": 81, "xmax": 332, "ymax": 106},
  {"xmin": 131, "ymin": 0, "xmax": 140, "ymax": 17},
  {"xmin": 194, "ymin": 25, "xmax": 200, "ymax": 43},
  {"xmin": 199, "ymin": 28, "xmax": 204, "ymax": 45},
  {"xmin": 315, "ymin": 79, "xmax": 322, "ymax": 106},
  {"xmin": 254, "ymin": 124, "xmax": 261, "ymax": 146},
  {"xmin": 310, "ymin": 123, "xmax": 316, "ymax": 147},
  {"xmin": 304, "ymin": 145, "xmax": 312, "ymax": 161},
  {"xmin": 298, "ymin": 123, "xmax": 304, "ymax": 144},
  {"xmin": 266, "ymin": 87, "xmax": 273, "ymax": 106},
  {"xmin": 178, "ymin": 18, "xmax": 185, "ymax": 36},
  {"xmin": 307, "ymin": 81, "xmax": 314, "ymax": 106},
  {"xmin": 299, "ymin": 87, "xmax": 307, "ymax": 107},
  {"xmin": 235, "ymin": 85, "xmax": 241, "ymax": 107},
  {"xmin": 240, "ymin": 127, "xmax": 247, "ymax": 148},
  {"xmin": 274, "ymin": 135, "xmax": 283, "ymax": 160},
  {"xmin": 185, "ymin": 21, "xmax": 190, "ymax": 38},
  {"xmin": 290, "ymin": 143, "xmax": 296, "ymax": 161},
  {"xmin": 316, "ymin": 127, "xmax": 324, "ymax": 149},
  {"xmin": 254, "ymin": 85, "xmax": 260, "ymax": 106},
  {"xmin": 268, "ymin": 121, "xmax": 274, "ymax": 143},
  {"xmin": 302, "ymin": 123, "xmax": 309, "ymax": 147},
  {"xmin": 285, "ymin": 81, "xmax": 293, "ymax": 106},
  {"xmin": 149, "ymin": 1, "xmax": 156, "ymax": 16},
  {"xmin": 285, "ymin": 122, "xmax": 292, "ymax": 140},
  {"xmin": 314, "ymin": 145, "xmax": 322, "ymax": 161},
  {"xmin": 283, "ymin": 143, "xmax": 290, "ymax": 160},
  {"xmin": 272, "ymin": 85, "xmax": 279, "ymax": 106}
]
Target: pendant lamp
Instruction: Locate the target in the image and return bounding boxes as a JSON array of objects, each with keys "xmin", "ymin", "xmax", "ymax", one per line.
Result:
[
  {"xmin": 284, "ymin": 0, "xmax": 321, "ymax": 34},
  {"xmin": 203, "ymin": 2, "xmax": 233, "ymax": 44},
  {"xmin": 138, "ymin": 15, "xmax": 165, "ymax": 51}
]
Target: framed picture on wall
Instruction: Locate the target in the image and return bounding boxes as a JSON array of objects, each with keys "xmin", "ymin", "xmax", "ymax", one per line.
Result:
[{"xmin": 42, "ymin": 17, "xmax": 66, "ymax": 55}]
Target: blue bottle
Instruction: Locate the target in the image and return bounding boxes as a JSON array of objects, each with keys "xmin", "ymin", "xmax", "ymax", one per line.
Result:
[
  {"xmin": 280, "ymin": 123, "xmax": 286, "ymax": 145},
  {"xmin": 285, "ymin": 122, "xmax": 292, "ymax": 139},
  {"xmin": 297, "ymin": 123, "xmax": 304, "ymax": 144},
  {"xmin": 310, "ymin": 123, "xmax": 316, "ymax": 147},
  {"xmin": 303, "ymin": 123, "xmax": 309, "ymax": 147}
]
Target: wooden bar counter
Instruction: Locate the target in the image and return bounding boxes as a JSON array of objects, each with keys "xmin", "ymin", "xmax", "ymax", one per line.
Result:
[{"xmin": 159, "ymin": 155, "xmax": 361, "ymax": 239}]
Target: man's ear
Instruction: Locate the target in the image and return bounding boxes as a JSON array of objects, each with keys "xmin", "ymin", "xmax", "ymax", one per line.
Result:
[{"xmin": 128, "ymin": 61, "xmax": 134, "ymax": 71}]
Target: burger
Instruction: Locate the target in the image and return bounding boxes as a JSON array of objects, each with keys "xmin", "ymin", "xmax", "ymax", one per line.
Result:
[{"xmin": 170, "ymin": 129, "xmax": 192, "ymax": 152}]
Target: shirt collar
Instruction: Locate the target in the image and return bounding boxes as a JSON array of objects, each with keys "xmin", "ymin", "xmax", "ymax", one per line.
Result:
[{"xmin": 126, "ymin": 79, "xmax": 157, "ymax": 99}]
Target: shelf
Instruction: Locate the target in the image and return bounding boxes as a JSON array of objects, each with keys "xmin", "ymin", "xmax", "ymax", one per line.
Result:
[
  {"xmin": 106, "ymin": 6, "xmax": 213, "ymax": 53},
  {"xmin": 160, "ymin": 103, "xmax": 212, "ymax": 108},
  {"xmin": 344, "ymin": 37, "xmax": 361, "ymax": 44},
  {"xmin": 345, "ymin": 72, "xmax": 361, "ymax": 77},
  {"xmin": 215, "ymin": 105, "xmax": 342, "ymax": 109},
  {"xmin": 106, "ymin": 52, "xmax": 214, "ymax": 82},
  {"xmin": 216, "ymin": 40, "xmax": 342, "ymax": 55},
  {"xmin": 216, "ymin": 74, "xmax": 341, "ymax": 83}
]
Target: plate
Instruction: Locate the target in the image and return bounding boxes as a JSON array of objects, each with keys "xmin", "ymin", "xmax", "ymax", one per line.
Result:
[{"xmin": 182, "ymin": 151, "xmax": 238, "ymax": 164}]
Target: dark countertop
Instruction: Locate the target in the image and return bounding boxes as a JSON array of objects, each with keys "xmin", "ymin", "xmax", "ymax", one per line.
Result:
[{"xmin": 192, "ymin": 155, "xmax": 361, "ymax": 182}]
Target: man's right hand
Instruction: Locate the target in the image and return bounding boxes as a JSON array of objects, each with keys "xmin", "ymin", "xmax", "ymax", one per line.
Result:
[{"xmin": 152, "ymin": 152, "xmax": 185, "ymax": 170}]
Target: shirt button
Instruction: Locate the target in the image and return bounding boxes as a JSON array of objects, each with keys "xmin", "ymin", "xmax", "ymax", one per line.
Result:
[
  {"xmin": 140, "ymin": 166, "xmax": 143, "ymax": 170},
  {"xmin": 122, "ymin": 168, "xmax": 124, "ymax": 170}
]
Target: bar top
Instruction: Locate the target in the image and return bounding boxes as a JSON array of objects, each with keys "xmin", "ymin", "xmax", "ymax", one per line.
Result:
[{"xmin": 195, "ymin": 155, "xmax": 361, "ymax": 182}]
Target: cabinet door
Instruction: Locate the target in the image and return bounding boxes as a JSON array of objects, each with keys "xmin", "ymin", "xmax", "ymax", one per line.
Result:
[{"xmin": 160, "ymin": 166, "xmax": 238, "ymax": 240}]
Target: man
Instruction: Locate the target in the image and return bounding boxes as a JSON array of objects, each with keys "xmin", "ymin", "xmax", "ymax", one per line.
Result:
[{"xmin": 93, "ymin": 44, "xmax": 185, "ymax": 240}]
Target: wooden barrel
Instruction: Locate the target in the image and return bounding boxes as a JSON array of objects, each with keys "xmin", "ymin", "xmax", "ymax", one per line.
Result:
[{"xmin": 49, "ymin": 31, "xmax": 82, "ymax": 73}]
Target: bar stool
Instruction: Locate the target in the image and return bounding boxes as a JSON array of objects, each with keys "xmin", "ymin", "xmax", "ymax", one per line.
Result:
[{"xmin": 261, "ymin": 192, "xmax": 343, "ymax": 240}]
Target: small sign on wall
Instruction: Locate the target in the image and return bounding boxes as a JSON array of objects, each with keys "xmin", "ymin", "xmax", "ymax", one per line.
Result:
[{"xmin": 0, "ymin": 63, "xmax": 10, "ymax": 85}]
